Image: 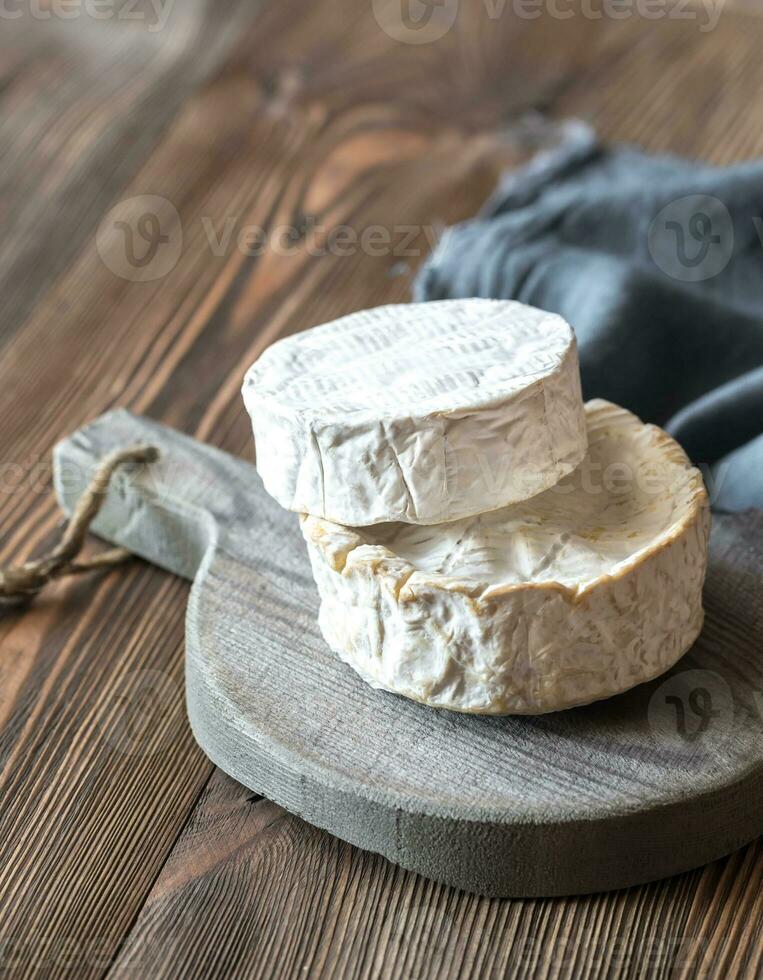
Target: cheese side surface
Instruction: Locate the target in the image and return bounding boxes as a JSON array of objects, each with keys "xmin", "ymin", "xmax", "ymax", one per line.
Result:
[
  {"xmin": 242, "ymin": 299, "xmax": 587, "ymax": 526},
  {"xmin": 301, "ymin": 400, "xmax": 710, "ymax": 715}
]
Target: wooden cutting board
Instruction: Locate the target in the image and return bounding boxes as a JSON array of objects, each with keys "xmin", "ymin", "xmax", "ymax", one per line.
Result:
[{"xmin": 53, "ymin": 410, "xmax": 763, "ymax": 898}]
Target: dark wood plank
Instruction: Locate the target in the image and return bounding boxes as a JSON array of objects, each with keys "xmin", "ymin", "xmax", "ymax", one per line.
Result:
[
  {"xmin": 0, "ymin": 3, "xmax": 270, "ymax": 976},
  {"xmin": 0, "ymin": 0, "xmax": 761, "ymax": 976},
  {"xmin": 0, "ymin": 0, "xmax": 261, "ymax": 342},
  {"xmin": 107, "ymin": 772, "xmax": 763, "ymax": 980}
]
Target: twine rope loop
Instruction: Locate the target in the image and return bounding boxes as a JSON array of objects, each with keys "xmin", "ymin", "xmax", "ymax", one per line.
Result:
[{"xmin": 0, "ymin": 444, "xmax": 159, "ymax": 606}]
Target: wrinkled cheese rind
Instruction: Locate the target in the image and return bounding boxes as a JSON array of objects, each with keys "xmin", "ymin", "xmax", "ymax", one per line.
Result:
[
  {"xmin": 243, "ymin": 300, "xmax": 587, "ymax": 525},
  {"xmin": 301, "ymin": 401, "xmax": 710, "ymax": 715}
]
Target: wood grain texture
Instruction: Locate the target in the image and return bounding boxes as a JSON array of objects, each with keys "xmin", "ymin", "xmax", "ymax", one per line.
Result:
[
  {"xmin": 109, "ymin": 776, "xmax": 763, "ymax": 980},
  {"xmin": 0, "ymin": 0, "xmax": 762, "ymax": 976},
  {"xmin": 53, "ymin": 410, "xmax": 763, "ymax": 899}
]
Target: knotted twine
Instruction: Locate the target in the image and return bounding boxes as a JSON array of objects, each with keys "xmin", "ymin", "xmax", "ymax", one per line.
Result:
[{"xmin": 0, "ymin": 444, "xmax": 159, "ymax": 607}]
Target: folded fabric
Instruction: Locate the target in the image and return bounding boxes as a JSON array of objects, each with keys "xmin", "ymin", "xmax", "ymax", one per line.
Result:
[{"xmin": 414, "ymin": 122, "xmax": 763, "ymax": 512}]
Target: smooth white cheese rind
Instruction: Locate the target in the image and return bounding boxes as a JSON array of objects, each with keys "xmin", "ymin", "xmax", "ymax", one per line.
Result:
[
  {"xmin": 243, "ymin": 300, "xmax": 588, "ymax": 525},
  {"xmin": 301, "ymin": 401, "xmax": 710, "ymax": 715}
]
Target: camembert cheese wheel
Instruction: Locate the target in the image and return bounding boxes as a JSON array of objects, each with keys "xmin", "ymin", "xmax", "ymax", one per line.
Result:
[
  {"xmin": 301, "ymin": 401, "xmax": 710, "ymax": 715},
  {"xmin": 243, "ymin": 300, "xmax": 587, "ymax": 525}
]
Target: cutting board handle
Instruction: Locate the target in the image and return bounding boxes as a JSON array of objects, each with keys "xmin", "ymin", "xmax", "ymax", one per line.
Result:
[{"xmin": 53, "ymin": 409, "xmax": 258, "ymax": 580}]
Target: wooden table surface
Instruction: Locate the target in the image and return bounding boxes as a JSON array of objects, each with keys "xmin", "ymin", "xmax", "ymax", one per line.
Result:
[{"xmin": 1, "ymin": 1, "xmax": 762, "ymax": 977}]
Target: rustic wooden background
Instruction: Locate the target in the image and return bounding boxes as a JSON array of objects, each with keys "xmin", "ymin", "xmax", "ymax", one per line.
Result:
[{"xmin": 0, "ymin": 0, "xmax": 761, "ymax": 977}]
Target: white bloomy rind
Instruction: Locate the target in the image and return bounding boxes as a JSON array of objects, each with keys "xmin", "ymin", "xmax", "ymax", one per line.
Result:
[
  {"xmin": 301, "ymin": 401, "xmax": 710, "ymax": 715},
  {"xmin": 243, "ymin": 300, "xmax": 587, "ymax": 525}
]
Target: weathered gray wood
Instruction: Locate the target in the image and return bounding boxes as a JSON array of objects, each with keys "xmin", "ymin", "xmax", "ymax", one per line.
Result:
[{"xmin": 54, "ymin": 410, "xmax": 763, "ymax": 897}]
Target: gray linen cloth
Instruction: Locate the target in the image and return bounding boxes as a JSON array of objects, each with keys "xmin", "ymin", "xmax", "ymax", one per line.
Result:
[{"xmin": 414, "ymin": 123, "xmax": 763, "ymax": 511}]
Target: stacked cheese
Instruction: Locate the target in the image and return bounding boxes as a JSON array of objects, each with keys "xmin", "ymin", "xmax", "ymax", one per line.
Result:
[{"xmin": 243, "ymin": 299, "xmax": 710, "ymax": 715}]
